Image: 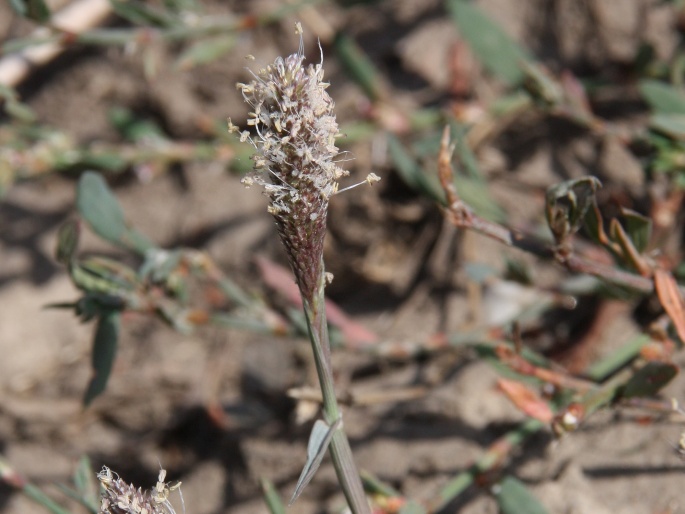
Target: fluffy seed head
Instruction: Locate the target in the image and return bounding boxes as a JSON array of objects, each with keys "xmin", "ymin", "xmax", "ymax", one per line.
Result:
[
  {"xmin": 231, "ymin": 27, "xmax": 347, "ymax": 300},
  {"xmin": 97, "ymin": 466, "xmax": 180, "ymax": 514}
]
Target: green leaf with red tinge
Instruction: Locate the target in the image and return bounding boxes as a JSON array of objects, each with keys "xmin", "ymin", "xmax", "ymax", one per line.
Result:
[{"xmin": 497, "ymin": 379, "xmax": 554, "ymax": 423}]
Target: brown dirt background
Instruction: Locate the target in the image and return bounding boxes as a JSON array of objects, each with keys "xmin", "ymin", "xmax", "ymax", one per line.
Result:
[{"xmin": 2, "ymin": 0, "xmax": 685, "ymax": 513}]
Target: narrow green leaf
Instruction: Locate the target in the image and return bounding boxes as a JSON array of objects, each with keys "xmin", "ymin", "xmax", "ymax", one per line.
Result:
[
  {"xmin": 333, "ymin": 32, "xmax": 385, "ymax": 101},
  {"xmin": 77, "ymin": 172, "xmax": 154, "ymax": 254},
  {"xmin": 55, "ymin": 220, "xmax": 80, "ymax": 266},
  {"xmin": 387, "ymin": 134, "xmax": 442, "ymax": 201},
  {"xmin": 4, "ymin": 99, "xmax": 37, "ymax": 123},
  {"xmin": 73, "ymin": 456, "xmax": 98, "ymax": 511},
  {"xmin": 77, "ymin": 172, "xmax": 126, "ymax": 244},
  {"xmin": 361, "ymin": 470, "xmax": 401, "ymax": 498},
  {"xmin": 584, "ymin": 334, "xmax": 650, "ymax": 381},
  {"xmin": 639, "ymin": 80, "xmax": 685, "ymax": 115},
  {"xmin": 21, "ymin": 484, "xmax": 71, "ymax": 514},
  {"xmin": 433, "ymin": 419, "xmax": 543, "ymax": 511},
  {"xmin": 650, "ymin": 113, "xmax": 685, "ymax": 140},
  {"xmin": 447, "ymin": 0, "xmax": 531, "ymax": 86},
  {"xmin": 609, "ymin": 219, "xmax": 646, "ymax": 273},
  {"xmin": 83, "ymin": 311, "xmax": 120, "ymax": 406},
  {"xmin": 398, "ymin": 501, "xmax": 427, "ymax": 514},
  {"xmin": 521, "ymin": 61, "xmax": 563, "ymax": 106},
  {"xmin": 163, "ymin": 0, "xmax": 200, "ymax": 10},
  {"xmin": 453, "ymin": 175, "xmax": 506, "ymax": 222},
  {"xmin": 289, "ymin": 418, "xmax": 341, "ymax": 505},
  {"xmin": 495, "ymin": 475, "xmax": 549, "ymax": 514},
  {"xmin": 0, "ymin": 84, "xmax": 37, "ymax": 123},
  {"xmin": 621, "ymin": 208, "xmax": 652, "ymax": 254},
  {"xmin": 60, "ymin": 151, "xmax": 128, "ymax": 172},
  {"xmin": 261, "ymin": 479, "xmax": 286, "ymax": 514},
  {"xmin": 9, "ymin": 0, "xmax": 51, "ymax": 22},
  {"xmin": 176, "ymin": 35, "xmax": 236, "ymax": 69},
  {"xmin": 8, "ymin": 0, "xmax": 26, "ymax": 15},
  {"xmin": 108, "ymin": 107, "xmax": 166, "ymax": 143},
  {"xmin": 71, "ymin": 258, "xmax": 137, "ymax": 299},
  {"xmin": 110, "ymin": 0, "xmax": 179, "ymax": 27},
  {"xmin": 620, "ymin": 362, "xmax": 678, "ymax": 399},
  {"xmin": 450, "ymin": 122, "xmax": 483, "ymax": 180}
]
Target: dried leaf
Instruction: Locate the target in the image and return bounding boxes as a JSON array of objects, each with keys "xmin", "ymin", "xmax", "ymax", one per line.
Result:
[
  {"xmin": 654, "ymin": 269, "xmax": 685, "ymax": 342},
  {"xmin": 497, "ymin": 379, "xmax": 553, "ymax": 423},
  {"xmin": 255, "ymin": 256, "xmax": 379, "ymax": 346}
]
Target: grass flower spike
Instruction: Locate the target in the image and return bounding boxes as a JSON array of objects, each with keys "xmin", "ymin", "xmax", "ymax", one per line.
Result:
[
  {"xmin": 230, "ymin": 23, "xmax": 347, "ymax": 303},
  {"xmin": 97, "ymin": 466, "xmax": 181, "ymax": 514},
  {"xmin": 231, "ymin": 24, "xmax": 372, "ymax": 514}
]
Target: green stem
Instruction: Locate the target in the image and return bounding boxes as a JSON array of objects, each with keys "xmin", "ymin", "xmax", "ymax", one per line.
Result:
[
  {"xmin": 302, "ymin": 268, "xmax": 370, "ymax": 514},
  {"xmin": 430, "ymin": 418, "xmax": 543, "ymax": 512}
]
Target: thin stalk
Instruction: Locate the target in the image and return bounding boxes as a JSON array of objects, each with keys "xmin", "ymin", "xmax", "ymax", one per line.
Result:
[
  {"xmin": 0, "ymin": 456, "xmax": 71, "ymax": 514},
  {"xmin": 302, "ymin": 266, "xmax": 370, "ymax": 514},
  {"xmin": 437, "ymin": 126, "xmax": 660, "ymax": 294}
]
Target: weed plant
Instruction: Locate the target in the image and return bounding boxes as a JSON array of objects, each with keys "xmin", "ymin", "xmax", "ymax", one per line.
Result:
[{"xmin": 2, "ymin": 1, "xmax": 685, "ymax": 514}]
